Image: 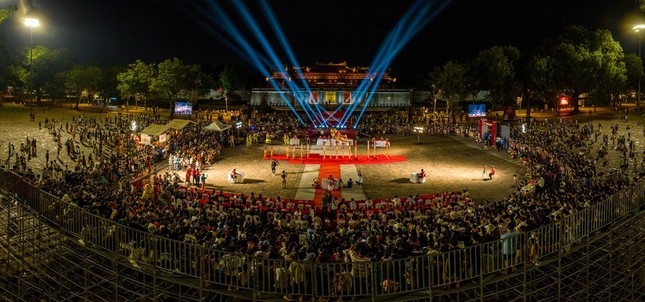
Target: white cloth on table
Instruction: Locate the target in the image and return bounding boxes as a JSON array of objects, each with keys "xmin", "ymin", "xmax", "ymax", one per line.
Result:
[
  {"xmin": 374, "ymin": 140, "xmax": 387, "ymax": 148},
  {"xmin": 410, "ymin": 171, "xmax": 426, "ymax": 183},
  {"xmin": 321, "ymin": 178, "xmax": 339, "ymax": 190},
  {"xmin": 316, "ymin": 138, "xmax": 354, "ymax": 146},
  {"xmin": 227, "ymin": 171, "xmax": 244, "ymax": 183}
]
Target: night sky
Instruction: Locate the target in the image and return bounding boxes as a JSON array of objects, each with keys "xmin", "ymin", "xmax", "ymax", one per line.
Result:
[{"xmin": 1, "ymin": 0, "xmax": 642, "ymax": 77}]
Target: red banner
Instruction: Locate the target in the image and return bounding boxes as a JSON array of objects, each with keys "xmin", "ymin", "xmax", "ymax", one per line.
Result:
[{"xmin": 343, "ymin": 91, "xmax": 351, "ymax": 104}]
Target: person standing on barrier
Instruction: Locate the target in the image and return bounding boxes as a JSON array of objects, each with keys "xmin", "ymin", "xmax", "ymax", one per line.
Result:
[
  {"xmin": 346, "ymin": 242, "xmax": 371, "ymax": 296},
  {"xmin": 219, "ymin": 246, "xmax": 244, "ymax": 291},
  {"xmin": 528, "ymin": 232, "xmax": 540, "ymax": 266},
  {"xmin": 501, "ymin": 222, "xmax": 518, "ymax": 274}
]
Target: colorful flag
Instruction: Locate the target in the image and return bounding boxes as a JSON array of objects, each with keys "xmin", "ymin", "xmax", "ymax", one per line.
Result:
[{"xmin": 309, "ymin": 91, "xmax": 318, "ymax": 104}]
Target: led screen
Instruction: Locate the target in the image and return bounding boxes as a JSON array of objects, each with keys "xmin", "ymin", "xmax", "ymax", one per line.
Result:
[
  {"xmin": 174, "ymin": 102, "xmax": 192, "ymax": 115},
  {"xmin": 468, "ymin": 104, "xmax": 486, "ymax": 117}
]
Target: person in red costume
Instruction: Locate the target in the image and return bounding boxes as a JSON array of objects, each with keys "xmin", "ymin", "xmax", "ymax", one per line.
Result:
[{"xmin": 418, "ymin": 169, "xmax": 426, "ymax": 182}]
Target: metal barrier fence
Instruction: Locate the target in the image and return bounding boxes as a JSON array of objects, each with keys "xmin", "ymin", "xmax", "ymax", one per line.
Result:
[{"xmin": 1, "ymin": 167, "xmax": 645, "ymax": 301}]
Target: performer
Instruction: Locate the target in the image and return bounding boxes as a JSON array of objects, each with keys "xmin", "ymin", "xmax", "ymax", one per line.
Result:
[
  {"xmin": 230, "ymin": 169, "xmax": 237, "ymax": 180},
  {"xmin": 281, "ymin": 170, "xmax": 287, "ymax": 188},
  {"xmin": 271, "ymin": 159, "xmax": 279, "ymax": 174},
  {"xmin": 417, "ymin": 169, "xmax": 426, "ymax": 182},
  {"xmin": 489, "ymin": 166, "xmax": 496, "ymax": 180},
  {"xmin": 326, "ymin": 174, "xmax": 335, "ymax": 191}
]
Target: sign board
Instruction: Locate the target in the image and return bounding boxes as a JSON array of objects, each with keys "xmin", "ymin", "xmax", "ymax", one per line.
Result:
[{"xmin": 140, "ymin": 134, "xmax": 151, "ymax": 145}]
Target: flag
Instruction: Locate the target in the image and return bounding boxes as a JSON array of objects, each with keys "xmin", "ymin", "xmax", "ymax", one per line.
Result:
[
  {"xmin": 309, "ymin": 92, "xmax": 318, "ymax": 104},
  {"xmin": 343, "ymin": 92, "xmax": 351, "ymax": 104}
]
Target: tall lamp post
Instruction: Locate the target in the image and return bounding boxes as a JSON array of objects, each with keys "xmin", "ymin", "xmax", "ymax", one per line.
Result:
[
  {"xmin": 633, "ymin": 24, "xmax": 645, "ymax": 112},
  {"xmin": 24, "ymin": 18, "xmax": 40, "ymax": 105},
  {"xmin": 413, "ymin": 126, "xmax": 424, "ymax": 144}
]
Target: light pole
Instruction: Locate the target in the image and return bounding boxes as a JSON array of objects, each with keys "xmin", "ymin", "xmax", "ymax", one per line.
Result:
[
  {"xmin": 24, "ymin": 18, "xmax": 39, "ymax": 104},
  {"xmin": 633, "ymin": 24, "xmax": 645, "ymax": 111},
  {"xmin": 414, "ymin": 126, "xmax": 423, "ymax": 144}
]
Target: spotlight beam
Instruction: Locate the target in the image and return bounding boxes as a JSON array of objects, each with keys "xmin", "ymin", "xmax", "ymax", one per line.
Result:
[
  {"xmin": 258, "ymin": 0, "xmax": 321, "ymax": 123},
  {"xmin": 343, "ymin": 0, "xmax": 451, "ymax": 127},
  {"xmin": 184, "ymin": 3, "xmax": 275, "ymax": 70},
  {"xmin": 231, "ymin": 0, "xmax": 317, "ymax": 126},
  {"xmin": 197, "ymin": 1, "xmax": 307, "ymax": 124},
  {"xmin": 200, "ymin": 1, "xmax": 306, "ymax": 125},
  {"xmin": 340, "ymin": 1, "xmax": 427, "ymax": 126},
  {"xmin": 339, "ymin": 1, "xmax": 425, "ymax": 121}
]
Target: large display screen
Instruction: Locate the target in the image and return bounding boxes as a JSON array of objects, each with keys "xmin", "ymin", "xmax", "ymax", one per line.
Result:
[
  {"xmin": 468, "ymin": 104, "xmax": 487, "ymax": 117},
  {"xmin": 174, "ymin": 102, "xmax": 193, "ymax": 115}
]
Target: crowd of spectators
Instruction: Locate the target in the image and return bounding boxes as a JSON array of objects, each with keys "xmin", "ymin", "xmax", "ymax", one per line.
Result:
[{"xmin": 3, "ymin": 107, "xmax": 643, "ymax": 293}]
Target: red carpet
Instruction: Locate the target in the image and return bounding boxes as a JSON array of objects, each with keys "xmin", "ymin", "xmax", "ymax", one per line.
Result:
[
  {"xmin": 313, "ymin": 163, "xmax": 342, "ymax": 208},
  {"xmin": 266, "ymin": 154, "xmax": 407, "ymax": 165}
]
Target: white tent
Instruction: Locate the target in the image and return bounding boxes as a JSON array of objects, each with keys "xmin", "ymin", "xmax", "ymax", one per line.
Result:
[
  {"xmin": 204, "ymin": 121, "xmax": 232, "ymax": 132},
  {"xmin": 166, "ymin": 119, "xmax": 195, "ymax": 130},
  {"xmin": 139, "ymin": 124, "xmax": 170, "ymax": 136}
]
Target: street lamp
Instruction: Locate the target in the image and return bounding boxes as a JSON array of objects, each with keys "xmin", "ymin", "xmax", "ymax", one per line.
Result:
[
  {"xmin": 24, "ymin": 18, "xmax": 39, "ymax": 104},
  {"xmin": 413, "ymin": 126, "xmax": 424, "ymax": 144},
  {"xmin": 633, "ymin": 24, "xmax": 645, "ymax": 111}
]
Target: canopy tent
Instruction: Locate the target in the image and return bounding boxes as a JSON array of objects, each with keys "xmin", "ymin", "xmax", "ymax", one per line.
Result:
[
  {"xmin": 139, "ymin": 124, "xmax": 170, "ymax": 136},
  {"xmin": 166, "ymin": 119, "xmax": 195, "ymax": 130},
  {"xmin": 204, "ymin": 121, "xmax": 232, "ymax": 132}
]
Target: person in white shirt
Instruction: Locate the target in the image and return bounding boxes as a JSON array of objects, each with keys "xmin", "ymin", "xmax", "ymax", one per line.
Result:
[
  {"xmin": 392, "ymin": 195, "xmax": 401, "ymax": 207},
  {"xmin": 392, "ymin": 195, "xmax": 402, "ymax": 208},
  {"xmin": 331, "ymin": 197, "xmax": 339, "ymax": 215}
]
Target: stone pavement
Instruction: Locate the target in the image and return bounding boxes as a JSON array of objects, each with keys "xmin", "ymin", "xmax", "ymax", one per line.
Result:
[{"xmin": 196, "ymin": 134, "xmax": 524, "ymax": 203}]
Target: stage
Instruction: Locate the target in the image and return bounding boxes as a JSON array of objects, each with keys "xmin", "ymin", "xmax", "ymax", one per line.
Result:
[
  {"xmin": 301, "ymin": 128, "xmax": 357, "ymax": 140},
  {"xmin": 268, "ymin": 153, "xmax": 406, "ymax": 165}
]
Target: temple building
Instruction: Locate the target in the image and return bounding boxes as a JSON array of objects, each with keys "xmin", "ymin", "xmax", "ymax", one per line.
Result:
[
  {"xmin": 250, "ymin": 61, "xmax": 428, "ymax": 108},
  {"xmin": 269, "ymin": 61, "xmax": 396, "ymax": 89}
]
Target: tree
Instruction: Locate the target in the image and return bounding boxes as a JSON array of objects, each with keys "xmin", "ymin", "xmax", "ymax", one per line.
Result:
[
  {"xmin": 530, "ymin": 26, "xmax": 626, "ymax": 113},
  {"xmin": 64, "ymin": 65, "xmax": 102, "ymax": 109},
  {"xmin": 99, "ymin": 66, "xmax": 123, "ymax": 102},
  {"xmin": 472, "ymin": 46, "xmax": 521, "ymax": 106},
  {"xmin": 624, "ymin": 53, "xmax": 643, "ymax": 100},
  {"xmin": 9, "ymin": 46, "xmax": 74, "ymax": 102},
  {"xmin": 429, "ymin": 60, "xmax": 469, "ymax": 115},
  {"xmin": 638, "ymin": 0, "xmax": 645, "ymax": 11},
  {"xmin": 0, "ymin": 8, "xmax": 14, "ymax": 24},
  {"xmin": 150, "ymin": 58, "xmax": 191, "ymax": 118},
  {"xmin": 0, "ymin": 8, "xmax": 16, "ymax": 91},
  {"xmin": 117, "ymin": 60, "xmax": 154, "ymax": 109},
  {"xmin": 219, "ymin": 64, "xmax": 249, "ymax": 92},
  {"xmin": 182, "ymin": 64, "xmax": 213, "ymax": 109},
  {"xmin": 527, "ymin": 55, "xmax": 556, "ymax": 109},
  {"xmin": 219, "ymin": 64, "xmax": 250, "ymax": 110}
]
